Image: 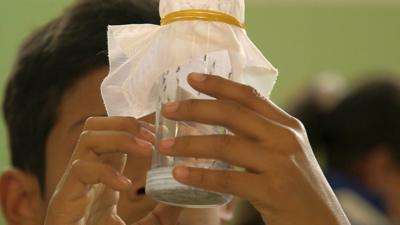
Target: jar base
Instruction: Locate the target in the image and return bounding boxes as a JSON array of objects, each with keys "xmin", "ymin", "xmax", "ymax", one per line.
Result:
[{"xmin": 146, "ymin": 167, "xmax": 233, "ymax": 208}]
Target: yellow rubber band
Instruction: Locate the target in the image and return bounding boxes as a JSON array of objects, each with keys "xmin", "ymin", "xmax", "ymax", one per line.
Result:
[{"xmin": 161, "ymin": 9, "xmax": 245, "ymax": 28}]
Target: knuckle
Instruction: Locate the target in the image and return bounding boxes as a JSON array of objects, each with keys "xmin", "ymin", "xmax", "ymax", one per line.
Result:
[
  {"xmin": 78, "ymin": 130, "xmax": 92, "ymax": 143},
  {"xmin": 122, "ymin": 116, "xmax": 141, "ymax": 132},
  {"xmin": 290, "ymin": 128, "xmax": 305, "ymax": 144},
  {"xmin": 287, "ymin": 116, "xmax": 305, "ymax": 130},
  {"xmin": 83, "ymin": 116, "xmax": 97, "ymax": 129},
  {"xmin": 243, "ymin": 85, "xmax": 260, "ymax": 99},
  {"xmin": 70, "ymin": 159, "xmax": 84, "ymax": 175},
  {"xmin": 279, "ymin": 128, "xmax": 302, "ymax": 153},
  {"xmin": 289, "ymin": 128, "xmax": 303, "ymax": 144},
  {"xmin": 283, "ymin": 127, "xmax": 298, "ymax": 140}
]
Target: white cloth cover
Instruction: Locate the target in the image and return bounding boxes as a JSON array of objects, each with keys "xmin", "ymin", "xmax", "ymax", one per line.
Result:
[{"xmin": 101, "ymin": 0, "xmax": 278, "ymax": 118}]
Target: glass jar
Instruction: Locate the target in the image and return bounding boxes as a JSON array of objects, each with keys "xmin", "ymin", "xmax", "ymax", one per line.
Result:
[{"xmin": 145, "ymin": 52, "xmax": 234, "ymax": 208}]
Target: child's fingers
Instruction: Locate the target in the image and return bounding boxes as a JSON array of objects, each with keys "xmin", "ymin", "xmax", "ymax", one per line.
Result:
[
  {"xmin": 187, "ymin": 73, "xmax": 298, "ymax": 128},
  {"xmin": 84, "ymin": 116, "xmax": 141, "ymax": 133},
  {"xmin": 83, "ymin": 116, "xmax": 156, "ymax": 144},
  {"xmin": 139, "ymin": 120, "xmax": 156, "ymax": 133},
  {"xmin": 131, "ymin": 204, "xmax": 182, "ymax": 225},
  {"xmin": 72, "ymin": 130, "xmax": 152, "ymax": 161},
  {"xmin": 51, "ymin": 160, "xmax": 131, "ymax": 204},
  {"xmin": 162, "ymin": 99, "xmax": 282, "ymax": 141},
  {"xmin": 172, "ymin": 166, "xmax": 260, "ymax": 202},
  {"xmin": 158, "ymin": 135, "xmax": 266, "ymax": 173}
]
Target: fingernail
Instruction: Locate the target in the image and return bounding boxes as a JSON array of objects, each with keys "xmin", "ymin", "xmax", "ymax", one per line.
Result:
[
  {"xmin": 163, "ymin": 102, "xmax": 179, "ymax": 113},
  {"xmin": 117, "ymin": 175, "xmax": 132, "ymax": 185},
  {"xmin": 160, "ymin": 138, "xmax": 175, "ymax": 149},
  {"xmin": 139, "ymin": 121, "xmax": 156, "ymax": 132},
  {"xmin": 189, "ymin": 73, "xmax": 206, "ymax": 82},
  {"xmin": 174, "ymin": 167, "xmax": 190, "ymax": 179},
  {"xmin": 135, "ymin": 137, "xmax": 152, "ymax": 148},
  {"xmin": 140, "ymin": 127, "xmax": 155, "ymax": 139}
]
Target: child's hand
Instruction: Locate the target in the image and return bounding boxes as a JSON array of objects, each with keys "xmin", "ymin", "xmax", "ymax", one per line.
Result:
[
  {"xmin": 44, "ymin": 117, "xmax": 182, "ymax": 225},
  {"xmin": 159, "ymin": 73, "xmax": 350, "ymax": 225}
]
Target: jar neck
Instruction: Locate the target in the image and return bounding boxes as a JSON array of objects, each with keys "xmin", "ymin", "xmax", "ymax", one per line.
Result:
[{"xmin": 159, "ymin": 0, "xmax": 245, "ymax": 24}]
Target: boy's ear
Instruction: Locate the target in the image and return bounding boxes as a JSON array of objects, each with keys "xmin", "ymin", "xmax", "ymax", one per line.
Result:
[
  {"xmin": 219, "ymin": 198, "xmax": 237, "ymax": 224},
  {"xmin": 0, "ymin": 169, "xmax": 45, "ymax": 225}
]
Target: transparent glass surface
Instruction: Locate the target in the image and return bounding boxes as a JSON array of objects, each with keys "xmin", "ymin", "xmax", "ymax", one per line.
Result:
[{"xmin": 146, "ymin": 54, "xmax": 234, "ymax": 208}]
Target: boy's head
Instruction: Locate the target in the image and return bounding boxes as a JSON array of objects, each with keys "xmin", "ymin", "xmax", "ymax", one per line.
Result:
[
  {"xmin": 3, "ymin": 0, "xmax": 160, "ymax": 194},
  {"xmin": 323, "ymin": 78, "xmax": 400, "ymax": 172},
  {"xmin": 294, "ymin": 76, "xmax": 400, "ymax": 196},
  {"xmin": 0, "ymin": 1, "xmax": 233, "ymax": 224},
  {"xmin": 323, "ymin": 78, "xmax": 400, "ymax": 195}
]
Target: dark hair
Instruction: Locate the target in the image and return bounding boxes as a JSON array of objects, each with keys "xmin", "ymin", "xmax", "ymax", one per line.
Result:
[
  {"xmin": 3, "ymin": 0, "xmax": 160, "ymax": 192},
  {"xmin": 290, "ymin": 94, "xmax": 333, "ymax": 155},
  {"xmin": 291, "ymin": 76, "xmax": 400, "ymax": 173},
  {"xmin": 323, "ymin": 78, "xmax": 400, "ymax": 171}
]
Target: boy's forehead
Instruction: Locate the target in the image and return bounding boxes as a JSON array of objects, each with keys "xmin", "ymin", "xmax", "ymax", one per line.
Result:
[
  {"xmin": 57, "ymin": 66, "xmax": 155, "ymax": 131},
  {"xmin": 59, "ymin": 67, "xmax": 109, "ymax": 130}
]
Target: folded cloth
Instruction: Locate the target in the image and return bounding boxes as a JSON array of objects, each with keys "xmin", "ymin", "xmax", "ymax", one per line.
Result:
[{"xmin": 101, "ymin": 0, "xmax": 278, "ymax": 118}]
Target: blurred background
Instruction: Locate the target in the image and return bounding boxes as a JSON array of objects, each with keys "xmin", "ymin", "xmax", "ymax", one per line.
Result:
[{"xmin": 0, "ymin": 0, "xmax": 399, "ymax": 224}]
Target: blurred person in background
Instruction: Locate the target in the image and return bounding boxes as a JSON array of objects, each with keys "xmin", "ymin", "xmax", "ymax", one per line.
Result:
[
  {"xmin": 289, "ymin": 72, "xmax": 348, "ymax": 165},
  {"xmin": 294, "ymin": 75, "xmax": 400, "ymax": 225}
]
